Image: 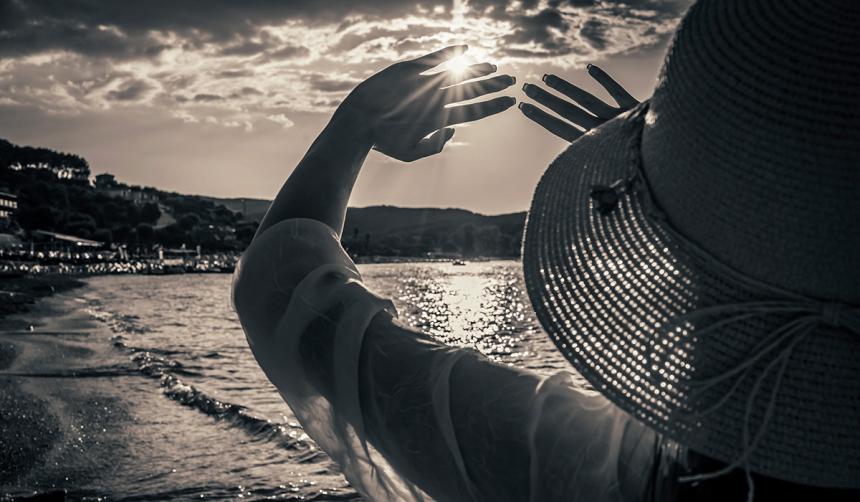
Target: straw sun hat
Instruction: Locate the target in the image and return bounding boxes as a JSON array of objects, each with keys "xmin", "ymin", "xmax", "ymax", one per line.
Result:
[{"xmin": 522, "ymin": 0, "xmax": 859, "ymax": 489}]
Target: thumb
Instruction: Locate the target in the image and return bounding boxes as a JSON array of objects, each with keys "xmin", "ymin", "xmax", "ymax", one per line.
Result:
[{"xmin": 408, "ymin": 128, "xmax": 455, "ymax": 161}]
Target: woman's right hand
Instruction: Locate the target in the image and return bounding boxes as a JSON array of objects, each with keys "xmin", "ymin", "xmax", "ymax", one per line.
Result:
[
  {"xmin": 519, "ymin": 64, "xmax": 638, "ymax": 142},
  {"xmin": 340, "ymin": 45, "xmax": 517, "ymax": 162}
]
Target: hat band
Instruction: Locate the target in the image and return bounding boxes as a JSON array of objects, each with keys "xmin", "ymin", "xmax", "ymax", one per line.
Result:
[{"xmin": 588, "ymin": 103, "xmax": 860, "ymax": 500}]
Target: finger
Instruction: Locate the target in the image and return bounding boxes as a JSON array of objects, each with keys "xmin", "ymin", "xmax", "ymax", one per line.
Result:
[
  {"xmin": 408, "ymin": 128, "xmax": 456, "ymax": 161},
  {"xmin": 587, "ymin": 64, "xmax": 638, "ymax": 108},
  {"xmin": 442, "ymin": 75, "xmax": 516, "ymax": 103},
  {"xmin": 440, "ymin": 96, "xmax": 516, "ymax": 126},
  {"xmin": 519, "ymin": 102, "xmax": 583, "ymax": 143},
  {"xmin": 435, "ymin": 62, "xmax": 497, "ymax": 86},
  {"xmin": 542, "ymin": 74, "xmax": 617, "ymax": 119},
  {"xmin": 407, "ymin": 45, "xmax": 468, "ymax": 68},
  {"xmin": 522, "ymin": 83, "xmax": 601, "ymax": 130}
]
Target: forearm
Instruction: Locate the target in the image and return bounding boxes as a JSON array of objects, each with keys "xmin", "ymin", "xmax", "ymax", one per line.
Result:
[
  {"xmin": 359, "ymin": 314, "xmax": 541, "ymax": 500},
  {"xmin": 256, "ymin": 105, "xmax": 373, "ymax": 239}
]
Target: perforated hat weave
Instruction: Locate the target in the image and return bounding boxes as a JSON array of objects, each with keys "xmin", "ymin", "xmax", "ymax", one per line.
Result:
[{"xmin": 522, "ymin": 0, "xmax": 860, "ymax": 488}]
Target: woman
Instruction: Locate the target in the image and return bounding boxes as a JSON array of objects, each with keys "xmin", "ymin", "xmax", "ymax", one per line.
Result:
[{"xmin": 233, "ymin": 0, "xmax": 860, "ymax": 500}]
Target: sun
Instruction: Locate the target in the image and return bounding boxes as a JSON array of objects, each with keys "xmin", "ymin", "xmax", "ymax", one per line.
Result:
[{"xmin": 446, "ymin": 54, "xmax": 472, "ymax": 75}]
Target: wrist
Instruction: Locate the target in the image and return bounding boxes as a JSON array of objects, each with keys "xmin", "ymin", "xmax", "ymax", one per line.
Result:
[{"xmin": 328, "ymin": 102, "xmax": 375, "ymax": 149}]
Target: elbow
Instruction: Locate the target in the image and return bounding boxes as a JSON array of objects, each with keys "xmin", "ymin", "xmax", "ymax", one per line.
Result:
[{"xmin": 230, "ymin": 244, "xmax": 292, "ymax": 342}]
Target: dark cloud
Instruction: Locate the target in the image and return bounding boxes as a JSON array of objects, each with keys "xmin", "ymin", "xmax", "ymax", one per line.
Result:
[
  {"xmin": 216, "ymin": 69, "xmax": 254, "ymax": 79},
  {"xmin": 219, "ymin": 40, "xmax": 269, "ymax": 57},
  {"xmin": 0, "ymin": 18, "xmax": 169, "ymax": 59},
  {"xmin": 468, "ymin": 0, "xmax": 689, "ymax": 59},
  {"xmin": 0, "ymin": 0, "xmax": 690, "ymax": 64},
  {"xmin": 331, "ymin": 25, "xmax": 441, "ymax": 53},
  {"xmin": 580, "ymin": 18, "xmax": 609, "ymax": 50},
  {"xmin": 266, "ymin": 45, "xmax": 311, "ymax": 60},
  {"xmin": 228, "ymin": 87, "xmax": 264, "ymax": 99},
  {"xmin": 503, "ymin": 9, "xmax": 567, "ymax": 45},
  {"xmin": 193, "ymin": 93, "xmax": 224, "ymax": 102},
  {"xmin": 0, "ymin": 0, "xmax": 691, "ymax": 123},
  {"xmin": 0, "ymin": 0, "xmax": 447, "ymax": 60},
  {"xmin": 303, "ymin": 74, "xmax": 361, "ymax": 93},
  {"xmin": 107, "ymin": 80, "xmax": 153, "ymax": 101}
]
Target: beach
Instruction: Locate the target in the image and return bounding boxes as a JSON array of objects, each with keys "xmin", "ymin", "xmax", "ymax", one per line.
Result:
[
  {"xmin": 0, "ymin": 262, "xmax": 576, "ymax": 500},
  {"xmin": 0, "ymin": 276, "xmax": 86, "ymax": 495}
]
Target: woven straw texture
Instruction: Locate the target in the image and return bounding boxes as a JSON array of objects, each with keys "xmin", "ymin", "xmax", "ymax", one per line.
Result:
[
  {"xmin": 641, "ymin": 0, "xmax": 860, "ymax": 304},
  {"xmin": 522, "ymin": 108, "xmax": 859, "ymax": 488},
  {"xmin": 523, "ymin": 0, "xmax": 860, "ymax": 487}
]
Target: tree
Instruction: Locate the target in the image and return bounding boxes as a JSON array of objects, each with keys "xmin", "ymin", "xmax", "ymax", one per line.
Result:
[
  {"xmin": 461, "ymin": 224, "xmax": 476, "ymax": 256},
  {"xmin": 92, "ymin": 228, "xmax": 113, "ymax": 244},
  {"xmin": 179, "ymin": 213, "xmax": 201, "ymax": 230},
  {"xmin": 136, "ymin": 223, "xmax": 154, "ymax": 244},
  {"xmin": 17, "ymin": 204, "xmax": 62, "ymax": 231},
  {"xmin": 140, "ymin": 202, "xmax": 161, "ymax": 223},
  {"xmin": 65, "ymin": 214, "xmax": 96, "ymax": 238},
  {"xmin": 235, "ymin": 222, "xmax": 258, "ymax": 248}
]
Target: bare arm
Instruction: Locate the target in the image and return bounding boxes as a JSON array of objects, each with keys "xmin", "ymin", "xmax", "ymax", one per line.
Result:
[{"xmin": 255, "ymin": 45, "xmax": 516, "ymax": 238}]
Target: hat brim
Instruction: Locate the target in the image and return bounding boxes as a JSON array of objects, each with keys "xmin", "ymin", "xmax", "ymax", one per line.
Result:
[{"xmin": 522, "ymin": 107, "xmax": 860, "ymax": 488}]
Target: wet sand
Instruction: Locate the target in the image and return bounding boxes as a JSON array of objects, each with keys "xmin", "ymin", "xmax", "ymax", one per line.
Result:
[{"xmin": 0, "ymin": 276, "xmax": 85, "ymax": 496}]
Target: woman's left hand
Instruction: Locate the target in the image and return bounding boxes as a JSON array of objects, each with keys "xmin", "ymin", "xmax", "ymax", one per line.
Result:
[
  {"xmin": 519, "ymin": 64, "xmax": 638, "ymax": 142},
  {"xmin": 340, "ymin": 45, "xmax": 517, "ymax": 162}
]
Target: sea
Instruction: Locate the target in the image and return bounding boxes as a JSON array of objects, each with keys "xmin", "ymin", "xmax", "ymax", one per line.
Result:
[{"xmin": 2, "ymin": 261, "xmax": 582, "ymax": 501}]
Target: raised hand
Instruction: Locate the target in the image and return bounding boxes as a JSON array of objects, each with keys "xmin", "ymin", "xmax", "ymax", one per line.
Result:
[
  {"xmin": 341, "ymin": 45, "xmax": 517, "ymax": 162},
  {"xmin": 519, "ymin": 64, "xmax": 638, "ymax": 142}
]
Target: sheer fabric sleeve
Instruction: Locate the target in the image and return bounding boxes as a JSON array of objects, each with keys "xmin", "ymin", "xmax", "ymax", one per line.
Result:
[
  {"xmin": 232, "ymin": 218, "xmax": 658, "ymax": 502},
  {"xmin": 524, "ymin": 372, "xmax": 659, "ymax": 502}
]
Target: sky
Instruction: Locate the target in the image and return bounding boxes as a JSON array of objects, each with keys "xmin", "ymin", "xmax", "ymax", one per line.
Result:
[{"xmin": 0, "ymin": 0, "xmax": 692, "ymax": 215}]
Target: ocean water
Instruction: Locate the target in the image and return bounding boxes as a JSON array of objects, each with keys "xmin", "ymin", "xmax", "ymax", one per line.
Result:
[{"xmin": 3, "ymin": 261, "xmax": 582, "ymax": 501}]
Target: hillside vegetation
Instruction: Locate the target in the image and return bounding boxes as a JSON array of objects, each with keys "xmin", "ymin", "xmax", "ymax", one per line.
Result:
[
  {"xmin": 211, "ymin": 198, "xmax": 527, "ymax": 258},
  {"xmin": 1, "ymin": 137, "xmax": 526, "ymax": 257}
]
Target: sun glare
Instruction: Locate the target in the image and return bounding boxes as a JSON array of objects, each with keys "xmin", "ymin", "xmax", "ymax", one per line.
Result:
[{"xmin": 447, "ymin": 54, "xmax": 471, "ymax": 75}]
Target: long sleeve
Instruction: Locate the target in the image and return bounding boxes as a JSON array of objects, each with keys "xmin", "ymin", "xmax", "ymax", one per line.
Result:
[{"xmin": 232, "ymin": 218, "xmax": 658, "ymax": 502}]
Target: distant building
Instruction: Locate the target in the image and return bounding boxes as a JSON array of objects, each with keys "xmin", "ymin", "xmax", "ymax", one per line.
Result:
[
  {"xmin": 99, "ymin": 187, "xmax": 159, "ymax": 205},
  {"xmin": 0, "ymin": 191, "xmax": 17, "ymax": 220}
]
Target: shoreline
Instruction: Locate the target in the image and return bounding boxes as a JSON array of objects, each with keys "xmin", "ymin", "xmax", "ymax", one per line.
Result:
[
  {"xmin": 0, "ymin": 275, "xmax": 87, "ymax": 329},
  {"xmin": 0, "ymin": 275, "xmax": 87, "ymax": 496}
]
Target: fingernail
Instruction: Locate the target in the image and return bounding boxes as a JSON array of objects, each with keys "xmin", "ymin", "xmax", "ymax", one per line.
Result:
[
  {"xmin": 517, "ymin": 102, "xmax": 524, "ymax": 110},
  {"xmin": 506, "ymin": 97, "xmax": 517, "ymax": 106},
  {"xmin": 522, "ymin": 83, "xmax": 535, "ymax": 97},
  {"xmin": 509, "ymin": 76, "xmax": 516, "ymax": 85},
  {"xmin": 542, "ymin": 74, "xmax": 550, "ymax": 83},
  {"xmin": 490, "ymin": 63, "xmax": 497, "ymax": 72},
  {"xmin": 586, "ymin": 63, "xmax": 594, "ymax": 70}
]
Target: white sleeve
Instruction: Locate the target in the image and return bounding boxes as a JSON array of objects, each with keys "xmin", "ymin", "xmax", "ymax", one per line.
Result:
[{"xmin": 233, "ymin": 218, "xmax": 658, "ymax": 502}]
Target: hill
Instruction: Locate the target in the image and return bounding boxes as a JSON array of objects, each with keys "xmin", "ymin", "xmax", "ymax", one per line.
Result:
[
  {"xmin": 0, "ymin": 136, "xmax": 527, "ymax": 257},
  {"xmin": 208, "ymin": 197, "xmax": 527, "ymax": 257}
]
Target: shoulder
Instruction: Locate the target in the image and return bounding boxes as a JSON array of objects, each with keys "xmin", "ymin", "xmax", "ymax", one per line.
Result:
[{"xmin": 231, "ymin": 218, "xmax": 358, "ymax": 338}]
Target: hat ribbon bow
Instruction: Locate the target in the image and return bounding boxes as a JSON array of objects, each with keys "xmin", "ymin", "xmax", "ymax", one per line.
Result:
[{"xmin": 671, "ymin": 299, "xmax": 859, "ymax": 500}]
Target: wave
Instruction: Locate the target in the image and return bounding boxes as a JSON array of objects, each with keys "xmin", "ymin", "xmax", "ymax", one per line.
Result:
[
  {"xmin": 0, "ymin": 363, "xmax": 140, "ymax": 379},
  {"xmin": 84, "ymin": 301, "xmax": 150, "ymax": 334},
  {"xmin": 2, "ymin": 485, "xmax": 362, "ymax": 502},
  {"xmin": 86, "ymin": 300, "xmax": 324, "ymax": 461}
]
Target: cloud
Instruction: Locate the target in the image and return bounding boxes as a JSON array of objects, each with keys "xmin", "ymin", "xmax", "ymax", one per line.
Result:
[
  {"xmin": 107, "ymin": 79, "xmax": 155, "ymax": 101},
  {"xmin": 0, "ymin": 0, "xmax": 691, "ymax": 129},
  {"xmin": 193, "ymin": 93, "xmax": 225, "ymax": 102},
  {"xmin": 303, "ymin": 73, "xmax": 362, "ymax": 93},
  {"xmin": 266, "ymin": 45, "xmax": 311, "ymax": 60},
  {"xmin": 580, "ymin": 18, "xmax": 610, "ymax": 50},
  {"xmin": 266, "ymin": 113, "xmax": 295, "ymax": 128}
]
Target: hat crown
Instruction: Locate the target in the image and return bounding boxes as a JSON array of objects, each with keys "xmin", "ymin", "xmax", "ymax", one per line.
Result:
[{"xmin": 641, "ymin": 0, "xmax": 860, "ymax": 302}]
